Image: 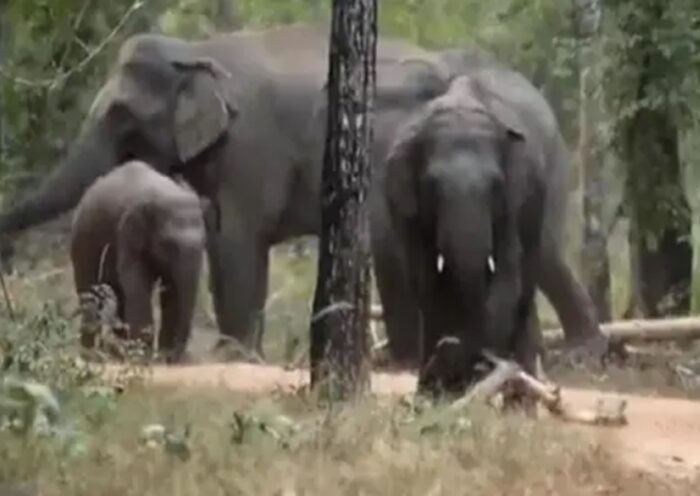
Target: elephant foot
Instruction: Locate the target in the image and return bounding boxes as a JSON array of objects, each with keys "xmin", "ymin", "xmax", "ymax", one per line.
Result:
[
  {"xmin": 154, "ymin": 348, "xmax": 193, "ymax": 365},
  {"xmin": 211, "ymin": 335, "xmax": 265, "ymax": 364},
  {"xmin": 547, "ymin": 333, "xmax": 612, "ymax": 372},
  {"xmin": 417, "ymin": 336, "xmax": 472, "ymax": 399}
]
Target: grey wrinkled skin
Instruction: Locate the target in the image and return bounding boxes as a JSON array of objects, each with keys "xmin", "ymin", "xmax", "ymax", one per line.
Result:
[
  {"xmin": 0, "ymin": 23, "xmax": 605, "ymax": 363},
  {"xmin": 71, "ymin": 160, "xmax": 205, "ymax": 363},
  {"xmin": 373, "ymin": 75, "xmax": 545, "ymax": 394}
]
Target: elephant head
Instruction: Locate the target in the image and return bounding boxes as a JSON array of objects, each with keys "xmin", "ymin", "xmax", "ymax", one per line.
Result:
[
  {"xmin": 382, "ymin": 74, "xmax": 532, "ymax": 383},
  {"xmin": 0, "ymin": 34, "xmax": 238, "ymax": 237}
]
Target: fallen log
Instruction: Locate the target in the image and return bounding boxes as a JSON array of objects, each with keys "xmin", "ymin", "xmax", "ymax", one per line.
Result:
[
  {"xmin": 369, "ymin": 303, "xmax": 700, "ymax": 347},
  {"xmin": 543, "ymin": 316, "xmax": 700, "ymax": 348}
]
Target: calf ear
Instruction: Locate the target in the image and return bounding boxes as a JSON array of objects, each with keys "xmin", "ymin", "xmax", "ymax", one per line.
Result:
[
  {"xmin": 117, "ymin": 201, "xmax": 157, "ymax": 253},
  {"xmin": 172, "ymin": 57, "xmax": 238, "ymax": 163}
]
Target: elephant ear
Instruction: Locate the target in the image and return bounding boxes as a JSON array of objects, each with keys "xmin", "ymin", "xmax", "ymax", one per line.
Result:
[
  {"xmin": 118, "ymin": 200, "xmax": 157, "ymax": 253},
  {"xmin": 466, "ymin": 76, "xmax": 526, "ymax": 144},
  {"xmin": 384, "ymin": 111, "xmax": 428, "ymax": 219},
  {"xmin": 172, "ymin": 57, "xmax": 238, "ymax": 163}
]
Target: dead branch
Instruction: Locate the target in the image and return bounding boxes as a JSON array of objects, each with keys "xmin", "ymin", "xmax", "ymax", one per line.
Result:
[
  {"xmin": 0, "ymin": 1, "xmax": 143, "ymax": 90},
  {"xmin": 449, "ymin": 353, "xmax": 521, "ymax": 409},
  {"xmin": 447, "ymin": 351, "xmax": 627, "ymax": 427},
  {"xmin": 543, "ymin": 316, "xmax": 700, "ymax": 347}
]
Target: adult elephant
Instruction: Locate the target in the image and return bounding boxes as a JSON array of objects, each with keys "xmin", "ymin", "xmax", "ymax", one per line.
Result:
[
  {"xmin": 367, "ymin": 49, "xmax": 608, "ymax": 369},
  {"xmin": 371, "ymin": 73, "xmax": 550, "ymax": 393},
  {"xmin": 0, "ymin": 23, "xmax": 605, "ymax": 363}
]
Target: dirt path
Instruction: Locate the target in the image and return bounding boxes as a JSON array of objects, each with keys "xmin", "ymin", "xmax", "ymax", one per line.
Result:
[{"xmin": 125, "ymin": 360, "xmax": 700, "ymax": 481}]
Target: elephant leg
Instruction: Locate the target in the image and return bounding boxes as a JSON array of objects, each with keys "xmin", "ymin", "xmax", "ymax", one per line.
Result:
[
  {"xmin": 72, "ymin": 242, "xmax": 121, "ymax": 349},
  {"xmin": 251, "ymin": 256, "xmax": 268, "ymax": 357},
  {"xmin": 370, "ymin": 207, "xmax": 421, "ymax": 370},
  {"xmin": 157, "ymin": 287, "xmax": 191, "ymax": 362},
  {"xmin": 501, "ymin": 245, "xmax": 542, "ymax": 416},
  {"xmin": 117, "ymin": 255, "xmax": 155, "ymax": 349},
  {"xmin": 207, "ymin": 230, "xmax": 269, "ymax": 358},
  {"xmin": 537, "ymin": 251, "xmax": 609, "ymax": 363},
  {"xmin": 156, "ymin": 246, "xmax": 203, "ymax": 363}
]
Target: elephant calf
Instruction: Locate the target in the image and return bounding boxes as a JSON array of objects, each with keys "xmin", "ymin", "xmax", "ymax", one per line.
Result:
[
  {"xmin": 372, "ymin": 74, "xmax": 549, "ymax": 397},
  {"xmin": 71, "ymin": 160, "xmax": 206, "ymax": 363}
]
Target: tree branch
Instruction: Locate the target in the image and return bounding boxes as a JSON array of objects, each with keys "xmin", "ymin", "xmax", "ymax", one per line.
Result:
[{"xmin": 0, "ymin": 0, "xmax": 143, "ymax": 90}]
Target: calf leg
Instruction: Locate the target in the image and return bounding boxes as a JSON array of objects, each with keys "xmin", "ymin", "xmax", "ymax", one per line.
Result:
[
  {"xmin": 117, "ymin": 256, "xmax": 156, "ymax": 350},
  {"xmin": 158, "ymin": 251, "xmax": 203, "ymax": 363}
]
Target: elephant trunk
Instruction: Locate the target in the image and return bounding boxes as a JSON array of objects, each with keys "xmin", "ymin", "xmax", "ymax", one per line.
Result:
[
  {"xmin": 436, "ymin": 199, "xmax": 493, "ymax": 351},
  {"xmin": 0, "ymin": 125, "xmax": 116, "ymax": 235}
]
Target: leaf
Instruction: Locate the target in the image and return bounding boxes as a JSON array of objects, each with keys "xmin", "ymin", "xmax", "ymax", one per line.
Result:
[
  {"xmin": 139, "ymin": 423, "xmax": 191, "ymax": 461},
  {"xmin": 0, "ymin": 377, "xmax": 61, "ymax": 433},
  {"xmin": 140, "ymin": 423, "xmax": 167, "ymax": 447},
  {"xmin": 164, "ymin": 429, "xmax": 191, "ymax": 461}
]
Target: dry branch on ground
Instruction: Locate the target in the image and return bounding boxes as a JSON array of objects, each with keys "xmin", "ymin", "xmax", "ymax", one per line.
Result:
[{"xmin": 450, "ymin": 351, "xmax": 628, "ymax": 427}]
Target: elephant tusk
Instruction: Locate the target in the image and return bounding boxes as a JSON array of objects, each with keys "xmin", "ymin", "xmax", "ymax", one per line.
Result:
[
  {"xmin": 487, "ymin": 255, "xmax": 496, "ymax": 274},
  {"xmin": 436, "ymin": 254, "xmax": 445, "ymax": 273}
]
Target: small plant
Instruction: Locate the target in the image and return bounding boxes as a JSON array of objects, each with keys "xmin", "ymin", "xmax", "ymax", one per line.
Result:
[{"xmin": 0, "ymin": 301, "xmax": 96, "ymax": 390}]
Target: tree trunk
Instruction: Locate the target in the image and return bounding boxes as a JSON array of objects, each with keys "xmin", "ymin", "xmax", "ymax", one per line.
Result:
[
  {"xmin": 212, "ymin": 0, "xmax": 241, "ymax": 31},
  {"xmin": 573, "ymin": 0, "xmax": 611, "ymax": 322},
  {"xmin": 309, "ymin": 0, "xmax": 377, "ymax": 400},
  {"xmin": 619, "ymin": 1, "xmax": 691, "ymax": 318},
  {"xmin": 0, "ymin": 3, "xmax": 7, "ymax": 160}
]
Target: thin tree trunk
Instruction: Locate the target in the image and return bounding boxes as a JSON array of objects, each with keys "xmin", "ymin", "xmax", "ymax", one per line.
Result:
[
  {"xmin": 573, "ymin": 0, "xmax": 611, "ymax": 322},
  {"xmin": 212, "ymin": 0, "xmax": 241, "ymax": 31},
  {"xmin": 309, "ymin": 0, "xmax": 377, "ymax": 400},
  {"xmin": 0, "ymin": 4, "xmax": 16, "ymax": 273},
  {"xmin": 619, "ymin": 1, "xmax": 691, "ymax": 318}
]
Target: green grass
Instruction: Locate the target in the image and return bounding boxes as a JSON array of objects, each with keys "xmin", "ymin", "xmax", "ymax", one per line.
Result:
[{"xmin": 0, "ymin": 383, "xmax": 682, "ymax": 496}]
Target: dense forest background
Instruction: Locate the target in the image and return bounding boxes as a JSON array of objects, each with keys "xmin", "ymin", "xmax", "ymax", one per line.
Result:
[{"xmin": 1, "ymin": 0, "xmax": 699, "ymax": 330}]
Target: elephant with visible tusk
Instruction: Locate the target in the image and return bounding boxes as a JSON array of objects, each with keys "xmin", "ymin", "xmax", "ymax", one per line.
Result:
[
  {"xmin": 0, "ymin": 23, "xmax": 606, "ymax": 364},
  {"xmin": 371, "ymin": 74, "xmax": 548, "ymax": 394}
]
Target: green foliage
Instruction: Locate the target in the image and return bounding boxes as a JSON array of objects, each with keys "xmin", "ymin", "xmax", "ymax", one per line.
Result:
[
  {"xmin": 0, "ymin": 301, "xmax": 95, "ymax": 389},
  {"xmin": 0, "ymin": 0, "xmax": 157, "ymax": 196},
  {"xmin": 601, "ymin": 0, "xmax": 700, "ymax": 236}
]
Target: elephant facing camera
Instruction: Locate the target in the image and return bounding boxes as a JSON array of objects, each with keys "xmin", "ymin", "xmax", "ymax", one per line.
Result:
[
  {"xmin": 374, "ymin": 73, "xmax": 549, "ymax": 396},
  {"xmin": 71, "ymin": 160, "xmax": 206, "ymax": 364}
]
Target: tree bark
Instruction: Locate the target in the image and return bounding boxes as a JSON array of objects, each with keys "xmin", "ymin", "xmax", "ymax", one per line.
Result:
[
  {"xmin": 211, "ymin": 0, "xmax": 241, "ymax": 31},
  {"xmin": 573, "ymin": 0, "xmax": 611, "ymax": 322},
  {"xmin": 309, "ymin": 0, "xmax": 377, "ymax": 400}
]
